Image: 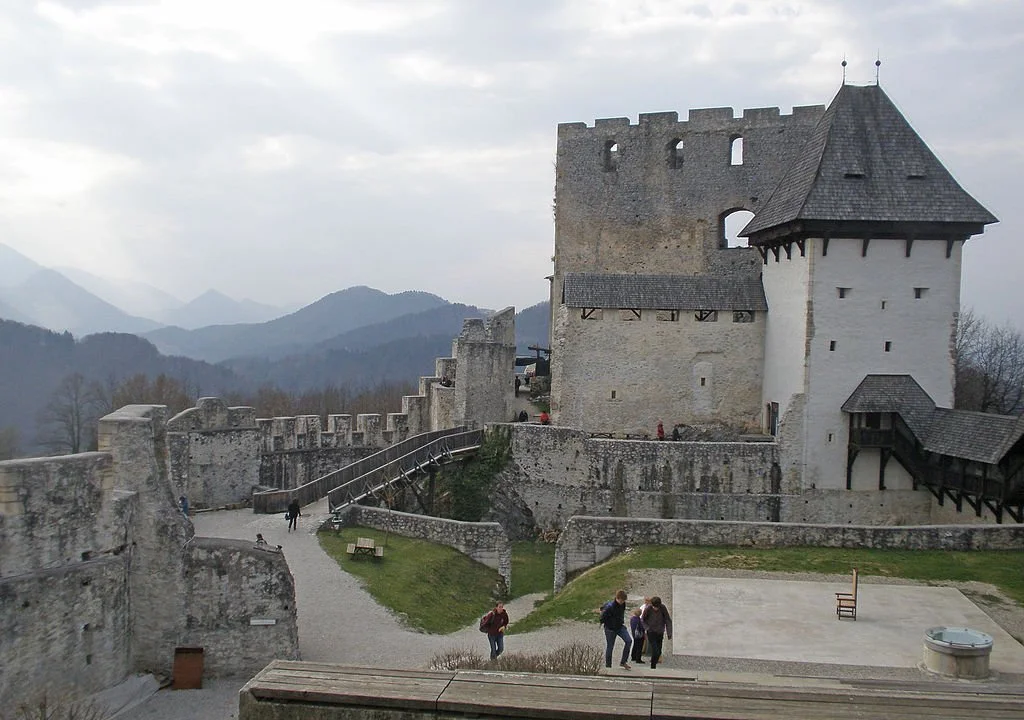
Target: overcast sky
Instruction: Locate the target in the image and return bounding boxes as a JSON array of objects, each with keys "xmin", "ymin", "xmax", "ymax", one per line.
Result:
[{"xmin": 1, "ymin": 0, "xmax": 1021, "ymax": 324}]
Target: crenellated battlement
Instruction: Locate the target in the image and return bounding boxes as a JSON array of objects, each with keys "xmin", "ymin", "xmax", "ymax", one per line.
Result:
[{"xmin": 559, "ymin": 104, "xmax": 824, "ymax": 135}]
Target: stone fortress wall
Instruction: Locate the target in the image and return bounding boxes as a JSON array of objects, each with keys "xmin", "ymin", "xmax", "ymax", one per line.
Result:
[
  {"xmin": 0, "ymin": 406, "xmax": 298, "ymax": 707},
  {"xmin": 170, "ymin": 309, "xmax": 517, "ymax": 509},
  {"xmin": 499, "ymin": 424, "xmax": 946, "ymax": 531}
]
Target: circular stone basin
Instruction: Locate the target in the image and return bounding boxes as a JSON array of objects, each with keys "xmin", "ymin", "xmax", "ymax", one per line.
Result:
[{"xmin": 923, "ymin": 627, "xmax": 993, "ymax": 679}]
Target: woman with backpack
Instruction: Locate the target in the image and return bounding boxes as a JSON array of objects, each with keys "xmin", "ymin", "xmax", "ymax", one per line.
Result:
[{"xmin": 480, "ymin": 602, "xmax": 509, "ymax": 660}]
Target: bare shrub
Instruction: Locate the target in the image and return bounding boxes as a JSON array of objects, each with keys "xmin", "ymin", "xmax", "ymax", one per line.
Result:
[
  {"xmin": 3, "ymin": 693, "xmax": 108, "ymax": 720},
  {"xmin": 430, "ymin": 641, "xmax": 603, "ymax": 676}
]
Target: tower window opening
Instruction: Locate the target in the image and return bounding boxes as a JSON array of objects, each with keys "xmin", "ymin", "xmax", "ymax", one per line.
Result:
[
  {"xmin": 829, "ymin": 340, "xmax": 837, "ymax": 351},
  {"xmin": 603, "ymin": 140, "xmax": 619, "ymax": 172},
  {"xmin": 914, "ymin": 287, "xmax": 928, "ymax": 299},
  {"xmin": 721, "ymin": 209, "xmax": 754, "ymax": 248},
  {"xmin": 668, "ymin": 138, "xmax": 684, "ymax": 169},
  {"xmin": 730, "ymin": 136, "xmax": 744, "ymax": 165},
  {"xmin": 884, "ymin": 341, "xmax": 892, "ymax": 352},
  {"xmin": 838, "ymin": 287, "xmax": 850, "ymax": 299}
]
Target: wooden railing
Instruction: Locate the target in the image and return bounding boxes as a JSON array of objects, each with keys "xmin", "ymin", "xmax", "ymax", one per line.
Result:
[
  {"xmin": 252, "ymin": 427, "xmax": 477, "ymax": 514},
  {"xmin": 849, "ymin": 428, "xmax": 894, "ymax": 447},
  {"xmin": 325, "ymin": 429, "xmax": 483, "ymax": 512}
]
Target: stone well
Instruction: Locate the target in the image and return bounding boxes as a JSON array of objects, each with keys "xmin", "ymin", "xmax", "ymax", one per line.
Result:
[{"xmin": 923, "ymin": 626, "xmax": 993, "ymax": 679}]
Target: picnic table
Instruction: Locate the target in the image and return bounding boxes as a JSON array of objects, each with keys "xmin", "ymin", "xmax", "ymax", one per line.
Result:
[{"xmin": 346, "ymin": 537, "xmax": 384, "ymax": 560}]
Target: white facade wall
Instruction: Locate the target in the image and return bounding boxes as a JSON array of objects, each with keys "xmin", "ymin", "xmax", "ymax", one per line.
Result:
[
  {"xmin": 761, "ymin": 246, "xmax": 811, "ymax": 425},
  {"xmin": 798, "ymin": 237, "xmax": 962, "ymax": 490}
]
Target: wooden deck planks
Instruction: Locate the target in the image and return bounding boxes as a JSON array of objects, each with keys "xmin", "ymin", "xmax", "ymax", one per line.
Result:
[{"xmin": 240, "ymin": 662, "xmax": 1024, "ymax": 720}]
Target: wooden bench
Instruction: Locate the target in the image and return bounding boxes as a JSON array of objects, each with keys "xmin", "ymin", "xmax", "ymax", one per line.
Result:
[
  {"xmin": 347, "ymin": 537, "xmax": 384, "ymax": 560},
  {"xmin": 836, "ymin": 567, "xmax": 858, "ymax": 620}
]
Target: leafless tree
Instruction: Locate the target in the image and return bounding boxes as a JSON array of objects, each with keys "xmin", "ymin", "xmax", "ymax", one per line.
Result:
[
  {"xmin": 955, "ymin": 308, "xmax": 1024, "ymax": 415},
  {"xmin": 0, "ymin": 425, "xmax": 19, "ymax": 460},
  {"xmin": 35, "ymin": 373, "xmax": 105, "ymax": 455}
]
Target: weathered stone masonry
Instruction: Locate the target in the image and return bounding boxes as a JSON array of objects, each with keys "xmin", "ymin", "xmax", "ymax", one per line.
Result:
[{"xmin": 0, "ymin": 405, "xmax": 299, "ymax": 707}]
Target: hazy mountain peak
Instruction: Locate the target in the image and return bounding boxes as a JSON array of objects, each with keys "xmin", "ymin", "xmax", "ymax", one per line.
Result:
[{"xmin": 0, "ymin": 243, "xmax": 44, "ymax": 288}]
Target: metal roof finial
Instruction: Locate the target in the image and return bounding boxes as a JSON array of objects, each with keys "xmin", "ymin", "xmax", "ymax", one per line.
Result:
[
  {"xmin": 841, "ymin": 56, "xmax": 847, "ymax": 84},
  {"xmin": 875, "ymin": 53, "xmax": 881, "ymax": 85}
]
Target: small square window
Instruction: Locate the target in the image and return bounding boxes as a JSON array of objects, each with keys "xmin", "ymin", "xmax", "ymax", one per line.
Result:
[
  {"xmin": 837, "ymin": 287, "xmax": 850, "ymax": 299},
  {"xmin": 884, "ymin": 341, "xmax": 892, "ymax": 352},
  {"xmin": 829, "ymin": 340, "xmax": 837, "ymax": 351},
  {"xmin": 914, "ymin": 287, "xmax": 928, "ymax": 299}
]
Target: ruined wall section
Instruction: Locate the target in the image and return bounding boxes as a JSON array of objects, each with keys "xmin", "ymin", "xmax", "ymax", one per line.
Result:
[
  {"xmin": 183, "ymin": 538, "xmax": 299, "ymax": 675},
  {"xmin": 98, "ymin": 404, "xmax": 190, "ymax": 677},
  {"xmin": 552, "ymin": 105, "xmax": 825, "ymax": 310},
  {"xmin": 454, "ymin": 308, "xmax": 516, "ymax": 428},
  {"xmin": 167, "ymin": 397, "xmax": 260, "ymax": 508},
  {"xmin": 0, "ymin": 559, "xmax": 131, "ymax": 706},
  {"xmin": 0, "ymin": 453, "xmax": 125, "ymax": 577}
]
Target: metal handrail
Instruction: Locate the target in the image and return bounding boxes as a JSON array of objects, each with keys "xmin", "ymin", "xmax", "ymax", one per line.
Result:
[{"xmin": 252, "ymin": 427, "xmax": 475, "ymax": 513}]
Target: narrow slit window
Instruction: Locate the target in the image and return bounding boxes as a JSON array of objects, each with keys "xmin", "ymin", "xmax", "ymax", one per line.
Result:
[
  {"xmin": 884, "ymin": 341, "xmax": 892, "ymax": 352},
  {"xmin": 829, "ymin": 340, "xmax": 837, "ymax": 352},
  {"xmin": 914, "ymin": 287, "xmax": 928, "ymax": 299},
  {"xmin": 603, "ymin": 140, "xmax": 619, "ymax": 172},
  {"xmin": 611, "ymin": 390, "xmax": 616, "ymax": 400},
  {"xmin": 730, "ymin": 136, "xmax": 743, "ymax": 165},
  {"xmin": 881, "ymin": 299, "xmax": 887, "ymax": 310},
  {"xmin": 837, "ymin": 287, "xmax": 850, "ymax": 299},
  {"xmin": 668, "ymin": 138, "xmax": 684, "ymax": 169},
  {"xmin": 700, "ymin": 377, "xmax": 706, "ymax": 387}
]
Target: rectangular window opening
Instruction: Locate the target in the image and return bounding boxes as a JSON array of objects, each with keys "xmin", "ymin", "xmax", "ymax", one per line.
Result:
[
  {"xmin": 881, "ymin": 299, "xmax": 887, "ymax": 310},
  {"xmin": 914, "ymin": 287, "xmax": 928, "ymax": 299},
  {"xmin": 732, "ymin": 310, "xmax": 755, "ymax": 323},
  {"xmin": 884, "ymin": 341, "xmax": 892, "ymax": 352},
  {"xmin": 610, "ymin": 390, "xmax": 616, "ymax": 400},
  {"xmin": 837, "ymin": 287, "xmax": 850, "ymax": 299},
  {"xmin": 700, "ymin": 377, "xmax": 706, "ymax": 387},
  {"xmin": 695, "ymin": 309, "xmax": 718, "ymax": 322},
  {"xmin": 829, "ymin": 340, "xmax": 837, "ymax": 352}
]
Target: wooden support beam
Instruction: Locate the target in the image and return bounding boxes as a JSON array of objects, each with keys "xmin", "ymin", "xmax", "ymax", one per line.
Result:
[{"xmin": 861, "ymin": 237, "xmax": 871, "ymax": 257}]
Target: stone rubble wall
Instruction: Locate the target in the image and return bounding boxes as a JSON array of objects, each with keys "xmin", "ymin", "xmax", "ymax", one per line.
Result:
[
  {"xmin": 338, "ymin": 505, "xmax": 512, "ymax": 593},
  {"xmin": 0, "ymin": 558, "xmax": 131, "ymax": 706},
  {"xmin": 554, "ymin": 516, "xmax": 1024, "ymax": 590},
  {"xmin": 183, "ymin": 538, "xmax": 299, "ymax": 676}
]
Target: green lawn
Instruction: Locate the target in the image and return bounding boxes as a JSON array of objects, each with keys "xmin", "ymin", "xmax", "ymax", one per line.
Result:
[
  {"xmin": 510, "ymin": 545, "xmax": 1024, "ymax": 634},
  {"xmin": 510, "ymin": 541, "xmax": 555, "ymax": 597},
  {"xmin": 319, "ymin": 527, "xmax": 503, "ymax": 634}
]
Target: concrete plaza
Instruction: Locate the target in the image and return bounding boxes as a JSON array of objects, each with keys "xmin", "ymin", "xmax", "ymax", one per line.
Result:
[{"xmin": 672, "ymin": 575, "xmax": 1024, "ymax": 675}]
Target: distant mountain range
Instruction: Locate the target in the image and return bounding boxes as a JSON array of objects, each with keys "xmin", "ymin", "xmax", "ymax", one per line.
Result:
[{"xmin": 0, "ymin": 242, "xmax": 550, "ymax": 457}]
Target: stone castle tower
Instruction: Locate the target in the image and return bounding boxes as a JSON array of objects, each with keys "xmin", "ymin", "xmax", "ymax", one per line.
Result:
[{"xmin": 549, "ymin": 83, "xmax": 998, "ymax": 492}]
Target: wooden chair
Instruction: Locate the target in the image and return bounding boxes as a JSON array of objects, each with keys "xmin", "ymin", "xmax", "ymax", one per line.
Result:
[{"xmin": 835, "ymin": 568, "xmax": 858, "ymax": 620}]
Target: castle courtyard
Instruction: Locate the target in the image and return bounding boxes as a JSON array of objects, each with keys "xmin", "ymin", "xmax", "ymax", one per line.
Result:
[{"xmin": 110, "ymin": 504, "xmax": 1024, "ymax": 719}]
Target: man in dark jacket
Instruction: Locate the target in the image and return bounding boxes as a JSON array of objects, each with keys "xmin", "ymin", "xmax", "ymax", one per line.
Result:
[
  {"xmin": 640, "ymin": 596, "xmax": 673, "ymax": 670},
  {"xmin": 481, "ymin": 602, "xmax": 509, "ymax": 660},
  {"xmin": 287, "ymin": 499, "xmax": 301, "ymax": 532},
  {"xmin": 599, "ymin": 589, "xmax": 632, "ymax": 669}
]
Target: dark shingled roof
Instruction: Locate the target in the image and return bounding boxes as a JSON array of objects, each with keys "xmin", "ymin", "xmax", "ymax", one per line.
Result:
[
  {"xmin": 843, "ymin": 375, "xmax": 1024, "ymax": 464},
  {"xmin": 562, "ymin": 273, "xmax": 767, "ymax": 310},
  {"xmin": 743, "ymin": 84, "xmax": 997, "ymax": 238}
]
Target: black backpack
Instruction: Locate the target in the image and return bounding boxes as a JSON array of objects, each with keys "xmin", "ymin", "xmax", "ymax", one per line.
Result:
[{"xmin": 478, "ymin": 611, "xmax": 493, "ymax": 633}]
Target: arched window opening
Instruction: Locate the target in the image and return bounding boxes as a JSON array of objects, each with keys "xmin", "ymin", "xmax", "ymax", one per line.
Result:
[
  {"xmin": 668, "ymin": 138, "xmax": 684, "ymax": 169},
  {"xmin": 730, "ymin": 135, "xmax": 744, "ymax": 166},
  {"xmin": 721, "ymin": 209, "xmax": 754, "ymax": 248},
  {"xmin": 603, "ymin": 140, "xmax": 619, "ymax": 172}
]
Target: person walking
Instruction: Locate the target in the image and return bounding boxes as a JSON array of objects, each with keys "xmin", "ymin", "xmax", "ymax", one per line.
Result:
[
  {"xmin": 629, "ymin": 608, "xmax": 646, "ymax": 664},
  {"xmin": 178, "ymin": 495, "xmax": 189, "ymax": 517},
  {"xmin": 599, "ymin": 589, "xmax": 632, "ymax": 670},
  {"xmin": 481, "ymin": 602, "xmax": 509, "ymax": 660},
  {"xmin": 656, "ymin": 421, "xmax": 665, "ymax": 441},
  {"xmin": 640, "ymin": 596, "xmax": 673, "ymax": 670},
  {"xmin": 287, "ymin": 499, "xmax": 301, "ymax": 532}
]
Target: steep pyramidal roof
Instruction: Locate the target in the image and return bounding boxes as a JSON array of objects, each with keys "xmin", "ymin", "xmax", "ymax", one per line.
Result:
[{"xmin": 743, "ymin": 84, "xmax": 997, "ymax": 240}]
